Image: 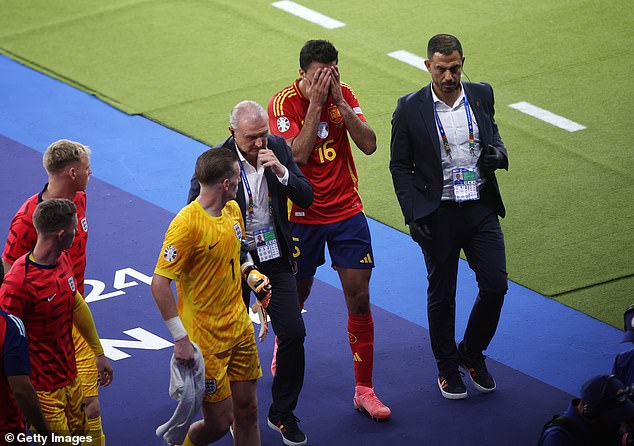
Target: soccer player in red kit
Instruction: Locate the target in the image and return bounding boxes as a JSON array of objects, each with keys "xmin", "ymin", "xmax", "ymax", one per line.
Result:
[
  {"xmin": 0, "ymin": 199, "xmax": 112, "ymax": 442},
  {"xmin": 268, "ymin": 39, "xmax": 390, "ymax": 421},
  {"xmin": 1, "ymin": 139, "xmax": 108, "ymax": 443}
]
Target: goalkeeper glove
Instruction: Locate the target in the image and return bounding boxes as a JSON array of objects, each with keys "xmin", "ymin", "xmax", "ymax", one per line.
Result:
[{"xmin": 243, "ymin": 266, "xmax": 272, "ymax": 308}]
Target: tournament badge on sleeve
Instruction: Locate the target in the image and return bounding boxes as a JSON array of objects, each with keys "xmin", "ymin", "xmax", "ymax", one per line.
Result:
[{"xmin": 452, "ymin": 167, "xmax": 479, "ymax": 202}]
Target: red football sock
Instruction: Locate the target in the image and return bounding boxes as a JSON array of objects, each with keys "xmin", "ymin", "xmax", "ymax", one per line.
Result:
[{"xmin": 348, "ymin": 312, "xmax": 374, "ymax": 388}]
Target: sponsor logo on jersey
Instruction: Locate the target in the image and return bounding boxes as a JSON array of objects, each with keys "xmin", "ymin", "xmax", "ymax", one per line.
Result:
[
  {"xmin": 205, "ymin": 379, "xmax": 217, "ymax": 394},
  {"xmin": 208, "ymin": 241, "xmax": 219, "ymax": 251},
  {"xmin": 328, "ymin": 104, "xmax": 343, "ymax": 125},
  {"xmin": 47, "ymin": 293, "xmax": 56, "ymax": 302},
  {"xmin": 81, "ymin": 217, "xmax": 88, "ymax": 232},
  {"xmin": 276, "ymin": 116, "xmax": 290, "ymax": 133},
  {"xmin": 68, "ymin": 276, "xmax": 76, "ymax": 293},
  {"xmin": 317, "ymin": 121, "xmax": 329, "ymax": 139},
  {"xmin": 163, "ymin": 245, "xmax": 178, "ymax": 262},
  {"xmin": 234, "ymin": 223, "xmax": 242, "ymax": 240}
]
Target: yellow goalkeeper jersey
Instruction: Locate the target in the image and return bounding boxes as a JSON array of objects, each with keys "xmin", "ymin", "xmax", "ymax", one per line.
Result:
[{"xmin": 154, "ymin": 199, "xmax": 252, "ymax": 353}]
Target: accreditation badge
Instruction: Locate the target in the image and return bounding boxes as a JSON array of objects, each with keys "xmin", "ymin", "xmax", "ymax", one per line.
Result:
[
  {"xmin": 253, "ymin": 226, "xmax": 281, "ymax": 262},
  {"xmin": 452, "ymin": 167, "xmax": 479, "ymax": 202}
]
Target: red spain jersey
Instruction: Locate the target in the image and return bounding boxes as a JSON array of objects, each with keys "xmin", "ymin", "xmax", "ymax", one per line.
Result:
[
  {"xmin": 0, "ymin": 252, "xmax": 78, "ymax": 391},
  {"xmin": 2, "ymin": 185, "xmax": 88, "ymax": 295},
  {"xmin": 269, "ymin": 79, "xmax": 365, "ymax": 224}
]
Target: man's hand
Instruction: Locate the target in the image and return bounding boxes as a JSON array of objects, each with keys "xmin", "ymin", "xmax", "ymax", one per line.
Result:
[
  {"xmin": 305, "ymin": 68, "xmax": 331, "ymax": 106},
  {"xmin": 410, "ymin": 219, "xmax": 432, "ymax": 244},
  {"xmin": 259, "ymin": 148, "xmax": 287, "ymax": 178},
  {"xmin": 96, "ymin": 355, "xmax": 113, "ymax": 386},
  {"xmin": 173, "ymin": 337, "xmax": 195, "ymax": 367},
  {"xmin": 329, "ymin": 65, "xmax": 345, "ymax": 106},
  {"xmin": 480, "ymin": 144, "xmax": 505, "ymax": 171}
]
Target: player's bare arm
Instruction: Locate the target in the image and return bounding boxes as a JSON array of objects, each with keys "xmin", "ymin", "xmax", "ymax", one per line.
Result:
[
  {"xmin": 7, "ymin": 375, "xmax": 54, "ymax": 438},
  {"xmin": 330, "ymin": 66, "xmax": 377, "ymax": 155},
  {"xmin": 150, "ymin": 273, "xmax": 195, "ymax": 366},
  {"xmin": 291, "ymin": 68, "xmax": 332, "ymax": 165}
]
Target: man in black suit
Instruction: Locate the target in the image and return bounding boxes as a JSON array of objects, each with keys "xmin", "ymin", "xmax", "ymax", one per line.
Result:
[
  {"xmin": 188, "ymin": 100, "xmax": 313, "ymax": 445},
  {"xmin": 390, "ymin": 34, "xmax": 509, "ymax": 400}
]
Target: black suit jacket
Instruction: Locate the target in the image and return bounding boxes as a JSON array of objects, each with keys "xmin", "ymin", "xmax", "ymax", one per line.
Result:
[
  {"xmin": 390, "ymin": 82, "xmax": 508, "ymax": 225},
  {"xmin": 188, "ymin": 134, "xmax": 314, "ymax": 270}
]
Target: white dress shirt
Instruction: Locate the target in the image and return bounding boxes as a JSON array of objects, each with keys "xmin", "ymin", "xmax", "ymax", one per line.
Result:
[
  {"xmin": 236, "ymin": 146, "xmax": 288, "ymax": 250},
  {"xmin": 431, "ymin": 84, "xmax": 484, "ymax": 201}
]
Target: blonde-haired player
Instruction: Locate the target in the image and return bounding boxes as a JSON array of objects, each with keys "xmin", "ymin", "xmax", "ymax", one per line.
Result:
[
  {"xmin": 1, "ymin": 139, "xmax": 108, "ymax": 444},
  {"xmin": 0, "ymin": 198, "xmax": 113, "ymax": 442}
]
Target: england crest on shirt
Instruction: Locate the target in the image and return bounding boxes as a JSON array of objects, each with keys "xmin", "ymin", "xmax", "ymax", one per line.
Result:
[
  {"xmin": 68, "ymin": 276, "xmax": 76, "ymax": 293},
  {"xmin": 80, "ymin": 217, "xmax": 88, "ymax": 233},
  {"xmin": 317, "ymin": 122, "xmax": 329, "ymax": 139},
  {"xmin": 277, "ymin": 116, "xmax": 290, "ymax": 133},
  {"xmin": 205, "ymin": 379, "xmax": 217, "ymax": 394}
]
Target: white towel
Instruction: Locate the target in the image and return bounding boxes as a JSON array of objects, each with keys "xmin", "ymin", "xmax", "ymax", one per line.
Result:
[{"xmin": 156, "ymin": 342, "xmax": 205, "ymax": 445}]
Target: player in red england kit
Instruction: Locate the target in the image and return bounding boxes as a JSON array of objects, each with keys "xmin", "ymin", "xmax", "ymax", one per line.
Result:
[
  {"xmin": 268, "ymin": 40, "xmax": 391, "ymax": 421},
  {"xmin": 1, "ymin": 140, "xmax": 107, "ymax": 444},
  {"xmin": 0, "ymin": 199, "xmax": 112, "ymax": 442}
]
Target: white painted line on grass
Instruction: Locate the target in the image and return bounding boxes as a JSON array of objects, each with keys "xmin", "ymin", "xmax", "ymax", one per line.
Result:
[
  {"xmin": 388, "ymin": 50, "xmax": 428, "ymax": 71},
  {"xmin": 272, "ymin": 1, "xmax": 345, "ymax": 29},
  {"xmin": 509, "ymin": 101, "xmax": 586, "ymax": 132}
]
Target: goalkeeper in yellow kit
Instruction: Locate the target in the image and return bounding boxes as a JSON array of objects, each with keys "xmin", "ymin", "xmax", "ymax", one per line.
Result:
[{"xmin": 151, "ymin": 147, "xmax": 272, "ymax": 446}]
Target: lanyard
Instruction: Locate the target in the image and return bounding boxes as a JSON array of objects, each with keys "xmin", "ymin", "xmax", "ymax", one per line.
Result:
[
  {"xmin": 239, "ymin": 160, "xmax": 272, "ymax": 217},
  {"xmin": 433, "ymin": 92, "xmax": 475, "ymax": 159}
]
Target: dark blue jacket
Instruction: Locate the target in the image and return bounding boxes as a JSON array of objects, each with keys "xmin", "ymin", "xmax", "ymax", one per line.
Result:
[{"xmin": 188, "ymin": 134, "xmax": 314, "ymax": 272}]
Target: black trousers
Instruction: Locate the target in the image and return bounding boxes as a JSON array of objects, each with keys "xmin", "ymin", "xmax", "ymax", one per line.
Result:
[
  {"xmin": 418, "ymin": 200, "xmax": 507, "ymax": 373},
  {"xmin": 242, "ymin": 254, "xmax": 305, "ymax": 415}
]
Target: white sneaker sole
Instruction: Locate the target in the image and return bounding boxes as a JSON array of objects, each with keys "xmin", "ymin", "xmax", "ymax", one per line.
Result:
[
  {"xmin": 460, "ymin": 365, "xmax": 496, "ymax": 393},
  {"xmin": 437, "ymin": 378, "xmax": 468, "ymax": 400},
  {"xmin": 267, "ymin": 418, "xmax": 307, "ymax": 446}
]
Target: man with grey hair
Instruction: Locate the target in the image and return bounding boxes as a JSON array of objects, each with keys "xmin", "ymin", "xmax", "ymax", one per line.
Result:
[
  {"xmin": 188, "ymin": 100, "xmax": 313, "ymax": 446},
  {"xmin": 2, "ymin": 140, "xmax": 108, "ymax": 443}
]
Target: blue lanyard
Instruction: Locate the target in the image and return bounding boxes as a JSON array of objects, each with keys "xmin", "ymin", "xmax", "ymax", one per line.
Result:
[
  {"xmin": 433, "ymin": 92, "xmax": 475, "ymax": 159},
  {"xmin": 239, "ymin": 160, "xmax": 272, "ymax": 217}
]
